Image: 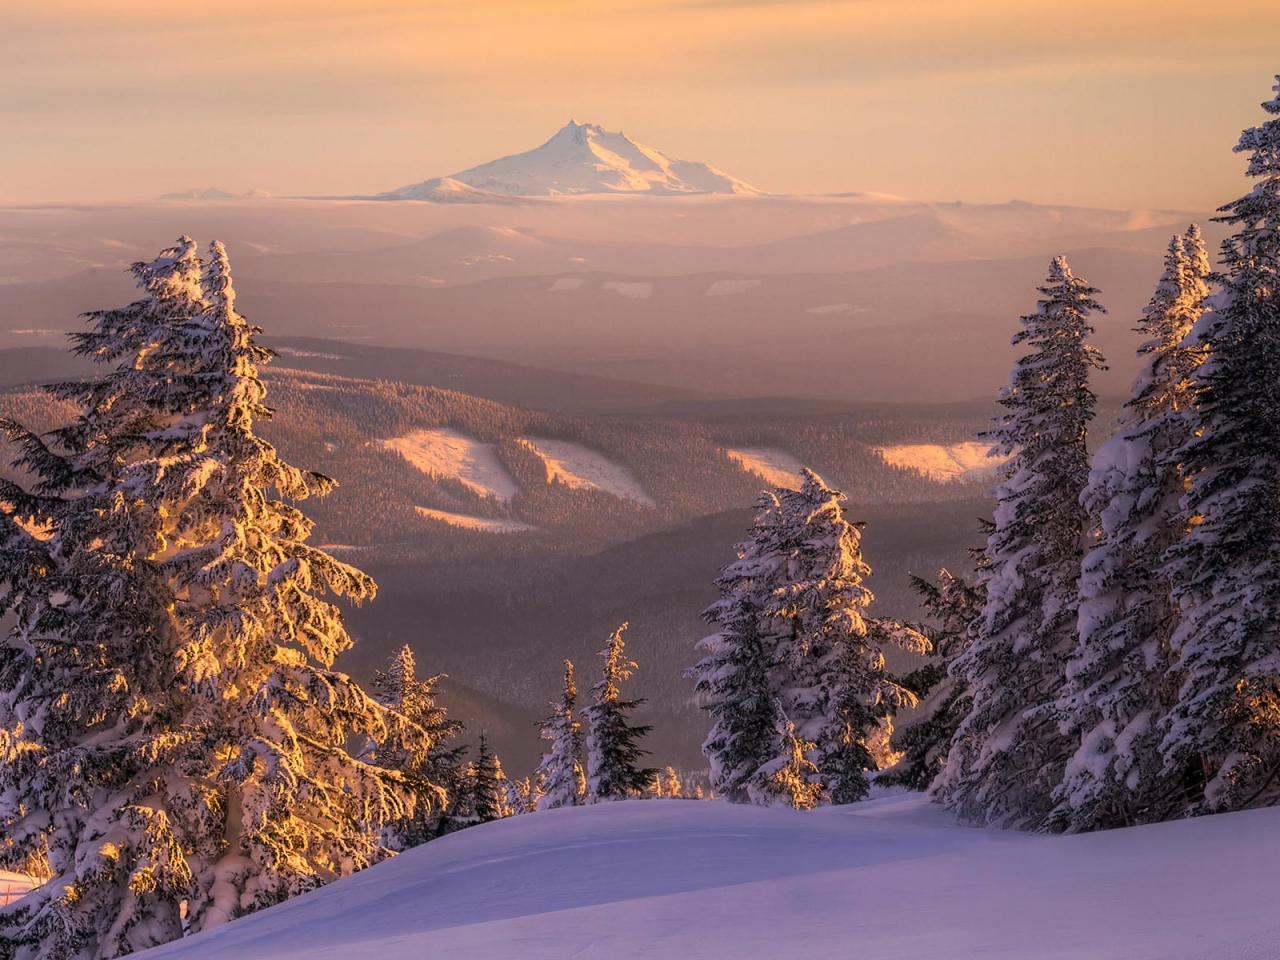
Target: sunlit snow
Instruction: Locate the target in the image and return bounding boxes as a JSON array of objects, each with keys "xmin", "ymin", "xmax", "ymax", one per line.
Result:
[
  {"xmin": 726, "ymin": 447, "xmax": 806, "ymax": 491},
  {"xmin": 877, "ymin": 441, "xmax": 1004, "ymax": 482},
  {"xmin": 519, "ymin": 437, "xmax": 654, "ymax": 506},
  {"xmin": 380, "ymin": 428, "xmax": 520, "ymax": 502}
]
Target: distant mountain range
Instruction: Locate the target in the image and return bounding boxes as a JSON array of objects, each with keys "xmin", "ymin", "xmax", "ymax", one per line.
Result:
[
  {"xmin": 382, "ymin": 120, "xmax": 760, "ymax": 201},
  {"xmin": 157, "ymin": 187, "xmax": 272, "ymax": 201}
]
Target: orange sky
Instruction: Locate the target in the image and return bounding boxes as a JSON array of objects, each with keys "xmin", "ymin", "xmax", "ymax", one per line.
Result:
[{"xmin": 4, "ymin": 0, "xmax": 1279, "ymax": 207}]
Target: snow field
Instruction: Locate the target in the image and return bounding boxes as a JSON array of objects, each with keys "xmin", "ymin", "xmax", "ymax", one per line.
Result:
[
  {"xmin": 137, "ymin": 793, "xmax": 1280, "ymax": 960},
  {"xmin": 379, "ymin": 427, "xmax": 520, "ymax": 502},
  {"xmin": 725, "ymin": 447, "xmax": 806, "ymax": 490},
  {"xmin": 876, "ymin": 440, "xmax": 1003, "ymax": 482},
  {"xmin": 518, "ymin": 437, "xmax": 654, "ymax": 506}
]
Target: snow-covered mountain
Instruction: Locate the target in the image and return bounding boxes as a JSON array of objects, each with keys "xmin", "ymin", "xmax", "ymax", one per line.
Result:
[{"xmin": 383, "ymin": 120, "xmax": 760, "ymax": 200}]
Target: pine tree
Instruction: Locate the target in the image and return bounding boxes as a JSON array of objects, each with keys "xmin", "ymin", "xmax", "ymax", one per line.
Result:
[
  {"xmin": 367, "ymin": 645, "xmax": 464, "ymax": 846},
  {"xmin": 1162, "ymin": 77, "xmax": 1280, "ymax": 812},
  {"xmin": 0, "ymin": 239, "xmax": 413, "ymax": 959},
  {"xmin": 662, "ymin": 766, "xmax": 684, "ymax": 799},
  {"xmin": 935, "ymin": 256, "xmax": 1106, "ymax": 828},
  {"xmin": 688, "ymin": 492, "xmax": 786, "ymax": 802},
  {"xmin": 584, "ymin": 623, "xmax": 655, "ymax": 802},
  {"xmin": 690, "ymin": 475, "xmax": 924, "ymax": 806},
  {"xmin": 880, "ymin": 567, "xmax": 985, "ymax": 792},
  {"xmin": 472, "ymin": 734, "xmax": 514, "ymax": 823},
  {"xmin": 747, "ymin": 714, "xmax": 823, "ymax": 810},
  {"xmin": 511, "ymin": 774, "xmax": 545, "ymax": 813},
  {"xmin": 535, "ymin": 660, "xmax": 585, "ymax": 810},
  {"xmin": 772, "ymin": 472, "xmax": 925, "ymax": 804},
  {"xmin": 449, "ymin": 762, "xmax": 478, "ymax": 827},
  {"xmin": 1052, "ymin": 229, "xmax": 1209, "ymax": 831}
]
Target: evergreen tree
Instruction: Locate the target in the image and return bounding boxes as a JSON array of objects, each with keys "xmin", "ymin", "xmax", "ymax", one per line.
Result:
[
  {"xmin": 1052, "ymin": 229, "xmax": 1209, "ymax": 831},
  {"xmin": 772, "ymin": 472, "xmax": 925, "ymax": 804},
  {"xmin": 449, "ymin": 762, "xmax": 479, "ymax": 827},
  {"xmin": 1162, "ymin": 77, "xmax": 1280, "ymax": 812},
  {"xmin": 688, "ymin": 492, "xmax": 785, "ymax": 801},
  {"xmin": 935, "ymin": 256, "xmax": 1106, "ymax": 828},
  {"xmin": 511, "ymin": 774, "xmax": 545, "ymax": 814},
  {"xmin": 535, "ymin": 660, "xmax": 585, "ymax": 810},
  {"xmin": 880, "ymin": 567, "xmax": 985, "ymax": 792},
  {"xmin": 584, "ymin": 624, "xmax": 656, "ymax": 802},
  {"xmin": 0, "ymin": 239, "xmax": 413, "ymax": 959},
  {"xmin": 747, "ymin": 714, "xmax": 822, "ymax": 810},
  {"xmin": 690, "ymin": 475, "xmax": 924, "ymax": 806},
  {"xmin": 367, "ymin": 645, "xmax": 464, "ymax": 846},
  {"xmin": 472, "ymin": 734, "xmax": 514, "ymax": 823}
]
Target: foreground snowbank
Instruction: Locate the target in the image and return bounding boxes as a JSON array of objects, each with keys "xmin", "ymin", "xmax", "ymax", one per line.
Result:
[{"xmin": 141, "ymin": 793, "xmax": 1279, "ymax": 960}]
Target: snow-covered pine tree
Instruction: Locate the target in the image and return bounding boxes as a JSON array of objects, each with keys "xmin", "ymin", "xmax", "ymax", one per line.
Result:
[
  {"xmin": 772, "ymin": 471, "xmax": 926, "ymax": 805},
  {"xmin": 935, "ymin": 256, "xmax": 1106, "ymax": 828},
  {"xmin": 368, "ymin": 645, "xmax": 464, "ymax": 846},
  {"xmin": 747, "ymin": 714, "xmax": 823, "ymax": 810},
  {"xmin": 1052, "ymin": 229, "xmax": 1210, "ymax": 831},
  {"xmin": 535, "ymin": 660, "xmax": 586, "ymax": 810},
  {"xmin": 472, "ymin": 734, "xmax": 514, "ymax": 823},
  {"xmin": 687, "ymin": 492, "xmax": 786, "ymax": 801},
  {"xmin": 662, "ymin": 767, "xmax": 684, "ymax": 799},
  {"xmin": 879, "ymin": 567, "xmax": 985, "ymax": 792},
  {"xmin": 1162, "ymin": 77, "xmax": 1280, "ymax": 813},
  {"xmin": 512, "ymin": 773, "xmax": 546, "ymax": 813},
  {"xmin": 584, "ymin": 623, "xmax": 655, "ymax": 802},
  {"xmin": 449, "ymin": 762, "xmax": 478, "ymax": 828},
  {"xmin": 690, "ymin": 475, "xmax": 924, "ymax": 806},
  {"xmin": 0, "ymin": 239, "xmax": 414, "ymax": 960}
]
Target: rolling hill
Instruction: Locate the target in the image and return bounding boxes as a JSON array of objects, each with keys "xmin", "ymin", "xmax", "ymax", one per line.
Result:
[{"xmin": 135, "ymin": 792, "xmax": 1280, "ymax": 960}]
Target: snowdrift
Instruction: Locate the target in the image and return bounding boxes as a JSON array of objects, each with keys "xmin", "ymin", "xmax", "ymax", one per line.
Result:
[{"xmin": 139, "ymin": 793, "xmax": 1279, "ymax": 960}]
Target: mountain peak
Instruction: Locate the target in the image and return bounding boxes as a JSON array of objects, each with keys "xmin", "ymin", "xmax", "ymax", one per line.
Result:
[{"xmin": 384, "ymin": 122, "xmax": 760, "ymax": 201}]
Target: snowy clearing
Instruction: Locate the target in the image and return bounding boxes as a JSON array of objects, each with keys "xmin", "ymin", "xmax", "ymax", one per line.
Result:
[
  {"xmin": 725, "ymin": 447, "xmax": 806, "ymax": 490},
  {"xmin": 519, "ymin": 437, "xmax": 654, "ymax": 506},
  {"xmin": 877, "ymin": 441, "xmax": 1004, "ymax": 482},
  {"xmin": 603, "ymin": 280, "xmax": 654, "ymax": 299},
  {"xmin": 0, "ymin": 871, "xmax": 33, "ymax": 908},
  {"xmin": 380, "ymin": 428, "xmax": 519, "ymax": 502},
  {"xmin": 137, "ymin": 793, "xmax": 1280, "ymax": 960},
  {"xmin": 548, "ymin": 277, "xmax": 585, "ymax": 291},
  {"xmin": 705, "ymin": 278, "xmax": 762, "ymax": 296},
  {"xmin": 414, "ymin": 506, "xmax": 535, "ymax": 534}
]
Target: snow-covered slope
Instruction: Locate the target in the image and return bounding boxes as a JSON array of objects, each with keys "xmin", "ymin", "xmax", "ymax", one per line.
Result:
[
  {"xmin": 379, "ymin": 428, "xmax": 519, "ymax": 501},
  {"xmin": 726, "ymin": 447, "xmax": 806, "ymax": 490},
  {"xmin": 877, "ymin": 440, "xmax": 1005, "ymax": 482},
  {"xmin": 385, "ymin": 120, "xmax": 759, "ymax": 199},
  {"xmin": 519, "ymin": 437, "xmax": 655, "ymax": 506},
  {"xmin": 139, "ymin": 793, "xmax": 1280, "ymax": 960}
]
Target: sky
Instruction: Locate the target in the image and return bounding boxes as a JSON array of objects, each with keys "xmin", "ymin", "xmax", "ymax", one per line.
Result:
[{"xmin": 3, "ymin": 0, "xmax": 1279, "ymax": 209}]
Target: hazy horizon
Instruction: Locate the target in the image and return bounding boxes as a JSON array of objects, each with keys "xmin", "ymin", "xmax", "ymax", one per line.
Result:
[{"xmin": 5, "ymin": 1, "xmax": 1280, "ymax": 209}]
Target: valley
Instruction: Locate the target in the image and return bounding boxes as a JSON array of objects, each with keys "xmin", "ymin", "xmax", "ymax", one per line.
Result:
[{"xmin": 0, "ymin": 342, "xmax": 992, "ymax": 772}]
